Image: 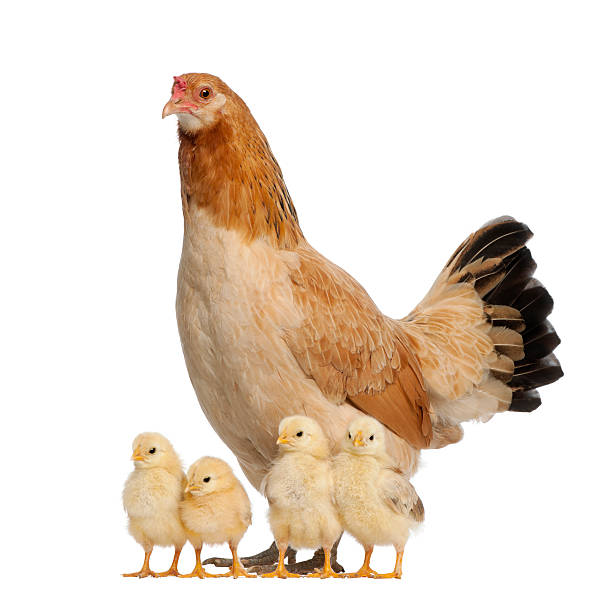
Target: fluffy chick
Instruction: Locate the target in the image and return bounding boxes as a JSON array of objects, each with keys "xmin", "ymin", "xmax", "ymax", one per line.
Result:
[
  {"xmin": 122, "ymin": 432, "xmax": 186, "ymax": 578},
  {"xmin": 179, "ymin": 457, "xmax": 255, "ymax": 578},
  {"xmin": 261, "ymin": 416, "xmax": 342, "ymax": 578},
  {"xmin": 332, "ymin": 417, "xmax": 424, "ymax": 579}
]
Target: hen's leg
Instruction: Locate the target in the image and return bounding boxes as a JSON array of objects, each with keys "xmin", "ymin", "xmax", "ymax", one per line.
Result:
[
  {"xmin": 251, "ymin": 536, "xmax": 344, "ymax": 576},
  {"xmin": 153, "ymin": 546, "xmax": 182, "ymax": 577},
  {"xmin": 123, "ymin": 548, "xmax": 154, "ymax": 578},
  {"xmin": 179, "ymin": 547, "xmax": 220, "ymax": 578},
  {"xmin": 373, "ymin": 549, "xmax": 403, "ymax": 579},
  {"xmin": 218, "ymin": 544, "xmax": 257, "ymax": 578},
  {"xmin": 202, "ymin": 541, "xmax": 297, "ymax": 569},
  {"xmin": 345, "ymin": 546, "xmax": 379, "ymax": 578}
]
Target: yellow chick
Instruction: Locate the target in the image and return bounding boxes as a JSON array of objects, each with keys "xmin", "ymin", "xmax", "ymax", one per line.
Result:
[
  {"xmin": 122, "ymin": 432, "xmax": 186, "ymax": 578},
  {"xmin": 179, "ymin": 456, "xmax": 255, "ymax": 578},
  {"xmin": 261, "ymin": 415, "xmax": 342, "ymax": 579},
  {"xmin": 333, "ymin": 417, "xmax": 424, "ymax": 579}
]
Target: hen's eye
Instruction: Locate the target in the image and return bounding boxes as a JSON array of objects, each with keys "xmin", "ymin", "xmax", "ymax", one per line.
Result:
[
  {"xmin": 149, "ymin": 448, "xmax": 156, "ymax": 454},
  {"xmin": 296, "ymin": 431, "xmax": 303, "ymax": 437},
  {"xmin": 199, "ymin": 88, "xmax": 210, "ymax": 99},
  {"xmin": 203, "ymin": 477, "xmax": 211, "ymax": 483},
  {"xmin": 369, "ymin": 435, "xmax": 374, "ymax": 441}
]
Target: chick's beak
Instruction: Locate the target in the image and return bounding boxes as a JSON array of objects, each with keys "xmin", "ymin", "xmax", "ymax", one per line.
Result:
[
  {"xmin": 184, "ymin": 483, "xmax": 195, "ymax": 494},
  {"xmin": 276, "ymin": 434, "xmax": 290, "ymax": 445},
  {"xmin": 353, "ymin": 431, "xmax": 365, "ymax": 447},
  {"xmin": 131, "ymin": 449, "xmax": 144, "ymax": 461}
]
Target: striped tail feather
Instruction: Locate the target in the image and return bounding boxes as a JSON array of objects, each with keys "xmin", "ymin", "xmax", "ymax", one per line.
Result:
[{"xmin": 449, "ymin": 216, "xmax": 563, "ymax": 413}]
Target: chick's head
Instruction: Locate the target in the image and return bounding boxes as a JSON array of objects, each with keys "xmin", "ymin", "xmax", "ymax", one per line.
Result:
[
  {"xmin": 276, "ymin": 415, "xmax": 329, "ymax": 458},
  {"xmin": 162, "ymin": 73, "xmax": 240, "ymax": 135},
  {"xmin": 185, "ymin": 456, "xmax": 236, "ymax": 496},
  {"xmin": 343, "ymin": 417, "xmax": 386, "ymax": 457},
  {"xmin": 130, "ymin": 432, "xmax": 180, "ymax": 471}
]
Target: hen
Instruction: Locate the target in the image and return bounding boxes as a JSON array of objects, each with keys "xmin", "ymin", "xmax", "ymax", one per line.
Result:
[{"xmin": 162, "ymin": 73, "xmax": 563, "ymax": 571}]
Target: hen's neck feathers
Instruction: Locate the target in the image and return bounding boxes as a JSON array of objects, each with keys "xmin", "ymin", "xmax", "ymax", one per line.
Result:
[{"xmin": 178, "ymin": 109, "xmax": 303, "ymax": 249}]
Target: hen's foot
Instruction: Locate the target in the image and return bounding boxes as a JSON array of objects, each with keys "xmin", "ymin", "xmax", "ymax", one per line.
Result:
[
  {"xmin": 202, "ymin": 541, "xmax": 297, "ymax": 569},
  {"xmin": 253, "ymin": 548, "xmax": 344, "ymax": 576}
]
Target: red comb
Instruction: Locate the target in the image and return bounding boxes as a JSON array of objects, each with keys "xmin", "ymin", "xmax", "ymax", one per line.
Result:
[{"xmin": 173, "ymin": 76, "xmax": 187, "ymax": 90}]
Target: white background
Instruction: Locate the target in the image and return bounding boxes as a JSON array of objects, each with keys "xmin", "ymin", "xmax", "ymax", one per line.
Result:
[{"xmin": 2, "ymin": 1, "xmax": 610, "ymax": 593}]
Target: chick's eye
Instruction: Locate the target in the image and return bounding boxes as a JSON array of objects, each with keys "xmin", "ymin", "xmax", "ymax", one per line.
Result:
[
  {"xmin": 369, "ymin": 435, "xmax": 374, "ymax": 441},
  {"xmin": 348, "ymin": 433, "xmax": 352, "ymax": 439},
  {"xmin": 296, "ymin": 431, "xmax": 303, "ymax": 437},
  {"xmin": 203, "ymin": 477, "xmax": 210, "ymax": 483},
  {"xmin": 199, "ymin": 88, "xmax": 210, "ymax": 99},
  {"xmin": 149, "ymin": 448, "xmax": 156, "ymax": 454}
]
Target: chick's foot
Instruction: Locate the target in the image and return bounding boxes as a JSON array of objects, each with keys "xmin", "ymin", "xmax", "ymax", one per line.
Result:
[
  {"xmin": 123, "ymin": 550, "xmax": 154, "ymax": 578},
  {"xmin": 180, "ymin": 548, "xmax": 220, "ymax": 578},
  {"xmin": 372, "ymin": 551, "xmax": 403, "ymax": 580},
  {"xmin": 122, "ymin": 569, "xmax": 155, "ymax": 579},
  {"xmin": 345, "ymin": 547, "xmax": 379, "ymax": 578},
  {"xmin": 306, "ymin": 548, "xmax": 344, "ymax": 578},
  {"xmin": 217, "ymin": 544, "xmax": 257, "ymax": 578},
  {"xmin": 152, "ymin": 547, "xmax": 183, "ymax": 577}
]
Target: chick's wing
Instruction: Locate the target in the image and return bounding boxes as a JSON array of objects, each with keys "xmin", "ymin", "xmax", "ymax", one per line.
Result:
[{"xmin": 379, "ymin": 467, "xmax": 424, "ymax": 520}]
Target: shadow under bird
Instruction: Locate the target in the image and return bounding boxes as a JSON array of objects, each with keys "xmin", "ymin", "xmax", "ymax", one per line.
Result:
[{"xmin": 162, "ymin": 73, "xmax": 563, "ymax": 574}]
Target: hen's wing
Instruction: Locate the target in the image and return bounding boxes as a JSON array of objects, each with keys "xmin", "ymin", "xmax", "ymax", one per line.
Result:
[
  {"xmin": 285, "ymin": 245, "xmax": 432, "ymax": 449},
  {"xmin": 379, "ymin": 467, "xmax": 424, "ymax": 521}
]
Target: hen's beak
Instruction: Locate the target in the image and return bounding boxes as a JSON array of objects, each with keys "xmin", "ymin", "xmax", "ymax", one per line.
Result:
[
  {"xmin": 162, "ymin": 99, "xmax": 181, "ymax": 119},
  {"xmin": 353, "ymin": 431, "xmax": 365, "ymax": 447},
  {"xmin": 162, "ymin": 98, "xmax": 198, "ymax": 119},
  {"xmin": 276, "ymin": 434, "xmax": 290, "ymax": 445},
  {"xmin": 131, "ymin": 449, "xmax": 144, "ymax": 461}
]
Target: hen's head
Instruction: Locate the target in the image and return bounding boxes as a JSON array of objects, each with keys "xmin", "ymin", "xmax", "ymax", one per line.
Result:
[
  {"xmin": 342, "ymin": 416, "xmax": 386, "ymax": 457},
  {"xmin": 162, "ymin": 73, "xmax": 238, "ymax": 134}
]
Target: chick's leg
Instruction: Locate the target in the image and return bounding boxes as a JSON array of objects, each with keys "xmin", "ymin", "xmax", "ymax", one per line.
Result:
[
  {"xmin": 218, "ymin": 543, "xmax": 257, "ymax": 578},
  {"xmin": 153, "ymin": 546, "xmax": 182, "ymax": 577},
  {"xmin": 261, "ymin": 543, "xmax": 301, "ymax": 578},
  {"xmin": 306, "ymin": 547, "xmax": 343, "ymax": 578},
  {"xmin": 345, "ymin": 546, "xmax": 379, "ymax": 578},
  {"xmin": 179, "ymin": 547, "xmax": 220, "ymax": 578},
  {"xmin": 123, "ymin": 548, "xmax": 154, "ymax": 578},
  {"xmin": 373, "ymin": 549, "xmax": 404, "ymax": 579}
]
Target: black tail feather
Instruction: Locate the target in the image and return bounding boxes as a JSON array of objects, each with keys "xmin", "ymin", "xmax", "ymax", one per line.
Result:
[
  {"xmin": 509, "ymin": 389, "xmax": 542, "ymax": 412},
  {"xmin": 453, "ymin": 217, "xmax": 563, "ymax": 411},
  {"xmin": 511, "ymin": 354, "xmax": 564, "ymax": 390}
]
